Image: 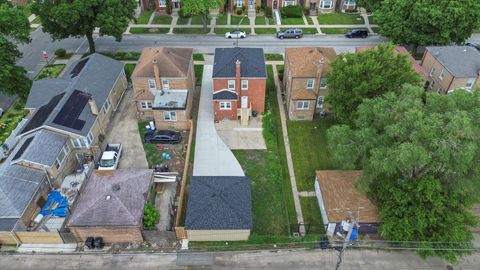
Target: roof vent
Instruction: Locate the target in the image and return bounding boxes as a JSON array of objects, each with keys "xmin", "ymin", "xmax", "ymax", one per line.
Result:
[
  {"xmin": 112, "ymin": 184, "xmax": 120, "ymax": 191},
  {"xmin": 106, "ymin": 195, "xmax": 111, "ymax": 200}
]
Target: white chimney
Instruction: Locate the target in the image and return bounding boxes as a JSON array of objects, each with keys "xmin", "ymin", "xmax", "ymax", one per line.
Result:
[{"xmin": 88, "ymin": 98, "xmax": 98, "ymax": 116}]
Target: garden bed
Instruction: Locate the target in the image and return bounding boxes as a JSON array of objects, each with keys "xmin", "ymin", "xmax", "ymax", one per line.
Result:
[{"xmin": 35, "ymin": 64, "xmax": 65, "ymax": 80}]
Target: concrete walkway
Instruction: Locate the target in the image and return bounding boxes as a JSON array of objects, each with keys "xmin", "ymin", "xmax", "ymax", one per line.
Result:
[
  {"xmin": 272, "ymin": 65, "xmax": 305, "ymax": 235},
  {"xmin": 193, "ymin": 65, "xmax": 244, "ymax": 177}
]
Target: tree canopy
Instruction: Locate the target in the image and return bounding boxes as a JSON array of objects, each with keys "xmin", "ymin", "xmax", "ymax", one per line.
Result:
[
  {"xmin": 32, "ymin": 0, "xmax": 137, "ymax": 53},
  {"xmin": 325, "ymin": 43, "xmax": 421, "ymax": 124},
  {"xmin": 374, "ymin": 0, "xmax": 480, "ymax": 51},
  {"xmin": 327, "ymin": 86, "xmax": 480, "ymax": 262},
  {"xmin": 182, "ymin": 0, "xmax": 223, "ymax": 30},
  {"xmin": 0, "ymin": 0, "xmax": 31, "ymax": 98}
]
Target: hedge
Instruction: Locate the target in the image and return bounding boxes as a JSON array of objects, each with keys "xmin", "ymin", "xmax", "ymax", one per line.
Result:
[{"xmin": 280, "ymin": 5, "xmax": 303, "ymax": 18}]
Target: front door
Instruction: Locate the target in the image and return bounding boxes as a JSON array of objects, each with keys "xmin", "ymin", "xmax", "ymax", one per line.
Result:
[
  {"xmin": 273, "ymin": 1, "xmax": 278, "ymax": 9},
  {"xmin": 241, "ymin": 96, "xmax": 248, "ymax": 108},
  {"xmin": 249, "ymin": 0, "xmax": 254, "ymax": 9}
]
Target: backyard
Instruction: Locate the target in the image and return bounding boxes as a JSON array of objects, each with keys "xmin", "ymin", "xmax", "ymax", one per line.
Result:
[{"xmin": 0, "ymin": 100, "xmax": 28, "ymax": 145}]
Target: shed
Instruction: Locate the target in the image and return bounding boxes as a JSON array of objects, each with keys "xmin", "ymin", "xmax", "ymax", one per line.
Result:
[{"xmin": 66, "ymin": 169, "xmax": 153, "ymax": 243}]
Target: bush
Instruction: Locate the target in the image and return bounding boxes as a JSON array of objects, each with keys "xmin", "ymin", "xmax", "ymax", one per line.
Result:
[
  {"xmin": 256, "ymin": 5, "xmax": 261, "ymax": 13},
  {"xmin": 166, "ymin": 0, "xmax": 172, "ymax": 15},
  {"xmin": 143, "ymin": 202, "xmax": 159, "ymax": 228},
  {"xmin": 236, "ymin": 9, "xmax": 243, "ymax": 15},
  {"xmin": 242, "ymin": 5, "xmax": 247, "ymax": 12},
  {"xmin": 265, "ymin": 7, "xmax": 272, "ymax": 18},
  {"xmin": 280, "ymin": 5, "xmax": 303, "ymax": 18},
  {"xmin": 178, "ymin": 8, "xmax": 190, "ymax": 18},
  {"xmin": 304, "ymin": 7, "xmax": 310, "ymax": 16},
  {"xmin": 54, "ymin": 48, "xmax": 66, "ymax": 58}
]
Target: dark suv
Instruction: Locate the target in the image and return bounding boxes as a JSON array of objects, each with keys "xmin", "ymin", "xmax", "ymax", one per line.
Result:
[
  {"xmin": 345, "ymin": 29, "xmax": 368, "ymax": 38},
  {"xmin": 276, "ymin": 28, "xmax": 303, "ymax": 39}
]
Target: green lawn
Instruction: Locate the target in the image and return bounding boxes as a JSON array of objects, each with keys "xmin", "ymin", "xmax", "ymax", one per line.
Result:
[
  {"xmin": 255, "ymin": 28, "xmax": 277, "ymax": 35},
  {"xmin": 36, "ymin": 64, "xmax": 65, "ymax": 80},
  {"xmin": 173, "ymin": 28, "xmax": 210, "ymax": 34},
  {"xmin": 152, "ymin": 15, "xmax": 172, "ymax": 25},
  {"xmin": 194, "ymin": 65, "xmax": 203, "ymax": 86},
  {"xmin": 31, "ymin": 16, "xmax": 41, "ymax": 24},
  {"xmin": 216, "ymin": 13, "xmax": 228, "ymax": 25},
  {"xmin": 255, "ymin": 16, "xmax": 267, "ymax": 25},
  {"xmin": 214, "ymin": 28, "xmax": 251, "ymax": 35},
  {"xmin": 306, "ymin": 16, "xmax": 314, "ymax": 25},
  {"xmin": 136, "ymin": 10, "xmax": 153, "ymax": 24},
  {"xmin": 300, "ymin": 197, "xmax": 325, "ymax": 234},
  {"xmin": 0, "ymin": 99, "xmax": 28, "ymax": 145},
  {"xmin": 138, "ymin": 122, "xmax": 163, "ymax": 168},
  {"xmin": 176, "ymin": 17, "xmax": 190, "ymax": 25},
  {"xmin": 317, "ymin": 13, "xmax": 364, "ymax": 24},
  {"xmin": 268, "ymin": 17, "xmax": 275, "ymax": 25},
  {"xmin": 287, "ymin": 118, "xmax": 337, "ymax": 191},
  {"xmin": 193, "ymin": 53, "xmax": 204, "ymax": 61},
  {"xmin": 281, "ymin": 17, "xmax": 305, "ymax": 25},
  {"xmin": 320, "ymin": 27, "xmax": 349, "ymax": 34},
  {"xmin": 264, "ymin": 54, "xmax": 284, "ymax": 61},
  {"xmin": 124, "ymin": 64, "xmax": 136, "ymax": 83},
  {"xmin": 230, "ymin": 15, "xmax": 250, "ymax": 25},
  {"xmin": 129, "ymin": 27, "xmax": 169, "ymax": 34},
  {"xmin": 301, "ymin": 28, "xmax": 318, "ymax": 34},
  {"xmin": 99, "ymin": 51, "xmax": 141, "ymax": 61},
  {"xmin": 191, "ymin": 15, "xmax": 211, "ymax": 25}
]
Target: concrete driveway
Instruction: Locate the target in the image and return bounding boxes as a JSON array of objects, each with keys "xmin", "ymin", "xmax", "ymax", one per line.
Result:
[
  {"xmin": 104, "ymin": 89, "xmax": 148, "ymax": 169},
  {"xmin": 215, "ymin": 116, "xmax": 267, "ymax": 150}
]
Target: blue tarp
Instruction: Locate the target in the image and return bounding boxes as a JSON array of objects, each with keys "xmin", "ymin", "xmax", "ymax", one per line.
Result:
[
  {"xmin": 40, "ymin": 191, "xmax": 69, "ymax": 217},
  {"xmin": 349, "ymin": 228, "xmax": 358, "ymax": 241}
]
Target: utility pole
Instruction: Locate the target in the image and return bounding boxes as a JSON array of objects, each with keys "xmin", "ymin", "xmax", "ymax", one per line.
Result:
[{"xmin": 335, "ymin": 212, "xmax": 358, "ymax": 270}]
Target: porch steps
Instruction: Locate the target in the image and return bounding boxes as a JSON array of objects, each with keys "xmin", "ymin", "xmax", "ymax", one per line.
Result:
[
  {"xmin": 274, "ymin": 10, "xmax": 281, "ymax": 25},
  {"xmin": 18, "ymin": 243, "xmax": 77, "ymax": 253}
]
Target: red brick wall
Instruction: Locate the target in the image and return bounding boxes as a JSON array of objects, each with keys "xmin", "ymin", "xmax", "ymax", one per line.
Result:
[{"xmin": 214, "ymin": 100, "xmax": 238, "ymax": 121}]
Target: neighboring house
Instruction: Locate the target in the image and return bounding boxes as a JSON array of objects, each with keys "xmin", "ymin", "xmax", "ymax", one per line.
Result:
[
  {"xmin": 184, "ymin": 176, "xmax": 252, "ymax": 241},
  {"xmin": 339, "ymin": 0, "xmax": 356, "ymax": 12},
  {"xmin": 139, "ymin": 0, "xmax": 182, "ymax": 12},
  {"xmin": 421, "ymin": 46, "xmax": 480, "ymax": 94},
  {"xmin": 132, "ymin": 47, "xmax": 195, "ymax": 130},
  {"xmin": 212, "ymin": 47, "xmax": 267, "ymax": 125},
  {"xmin": 22, "ymin": 53, "xmax": 127, "ymax": 164},
  {"xmin": 267, "ymin": 0, "xmax": 298, "ymax": 9},
  {"xmin": 67, "ymin": 169, "xmax": 154, "ymax": 243},
  {"xmin": 302, "ymin": 0, "xmax": 336, "ymax": 14},
  {"xmin": 283, "ymin": 47, "xmax": 336, "ymax": 121},
  {"xmin": 229, "ymin": 0, "xmax": 261, "ymax": 16},
  {"xmin": 314, "ymin": 170, "xmax": 380, "ymax": 236}
]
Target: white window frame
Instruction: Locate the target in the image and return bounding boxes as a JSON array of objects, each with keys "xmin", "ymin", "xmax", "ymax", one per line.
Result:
[
  {"xmin": 437, "ymin": 88, "xmax": 444, "ymax": 94},
  {"xmin": 102, "ymin": 96, "xmax": 112, "ymax": 114},
  {"xmin": 228, "ymin": 80, "xmax": 235, "ymax": 90},
  {"xmin": 316, "ymin": 96, "xmax": 324, "ymax": 109},
  {"xmin": 241, "ymin": 80, "xmax": 248, "ymax": 90},
  {"xmin": 306, "ymin": 79, "xmax": 315, "ymax": 89},
  {"xmin": 86, "ymin": 131, "xmax": 94, "ymax": 146},
  {"xmin": 148, "ymin": 79, "xmax": 157, "ymax": 90},
  {"xmin": 466, "ymin": 78, "xmax": 476, "ymax": 90},
  {"xmin": 220, "ymin": 102, "xmax": 232, "ymax": 110},
  {"xmin": 71, "ymin": 138, "xmax": 88, "ymax": 149},
  {"xmin": 164, "ymin": 111, "xmax": 177, "ymax": 121},
  {"xmin": 429, "ymin": 67, "xmax": 435, "ymax": 77},
  {"xmin": 283, "ymin": 0, "xmax": 296, "ymax": 7},
  {"xmin": 54, "ymin": 144, "xmax": 69, "ymax": 169},
  {"xmin": 162, "ymin": 79, "xmax": 170, "ymax": 90},
  {"xmin": 429, "ymin": 80, "xmax": 436, "ymax": 89},
  {"xmin": 158, "ymin": 0, "xmax": 166, "ymax": 7},
  {"xmin": 439, "ymin": 69, "xmax": 445, "ymax": 80},
  {"xmin": 320, "ymin": 78, "xmax": 328, "ymax": 89},
  {"xmin": 235, "ymin": 0, "xmax": 243, "ymax": 7},
  {"xmin": 141, "ymin": 101, "xmax": 152, "ymax": 109},
  {"xmin": 320, "ymin": 0, "xmax": 333, "ymax": 9},
  {"xmin": 296, "ymin": 100, "xmax": 309, "ymax": 110}
]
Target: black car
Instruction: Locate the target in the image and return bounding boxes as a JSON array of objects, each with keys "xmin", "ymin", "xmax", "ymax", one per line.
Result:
[
  {"xmin": 144, "ymin": 130, "xmax": 182, "ymax": 144},
  {"xmin": 465, "ymin": 42, "xmax": 480, "ymax": 51},
  {"xmin": 345, "ymin": 29, "xmax": 368, "ymax": 38},
  {"xmin": 276, "ymin": 28, "xmax": 303, "ymax": 39}
]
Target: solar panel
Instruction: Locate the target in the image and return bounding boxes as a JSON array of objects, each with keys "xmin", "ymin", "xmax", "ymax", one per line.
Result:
[
  {"xmin": 70, "ymin": 58, "xmax": 89, "ymax": 78},
  {"xmin": 52, "ymin": 90, "xmax": 90, "ymax": 131},
  {"xmin": 13, "ymin": 137, "xmax": 34, "ymax": 160},
  {"xmin": 21, "ymin": 92, "xmax": 66, "ymax": 134}
]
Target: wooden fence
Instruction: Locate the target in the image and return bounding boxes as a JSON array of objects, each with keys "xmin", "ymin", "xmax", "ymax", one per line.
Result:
[{"xmin": 0, "ymin": 231, "xmax": 64, "ymax": 245}]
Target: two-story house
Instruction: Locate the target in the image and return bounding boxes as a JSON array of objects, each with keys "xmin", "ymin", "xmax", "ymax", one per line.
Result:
[
  {"xmin": 283, "ymin": 47, "xmax": 336, "ymax": 121},
  {"xmin": 212, "ymin": 47, "xmax": 267, "ymax": 125},
  {"xmin": 267, "ymin": 0, "xmax": 298, "ymax": 9},
  {"xmin": 132, "ymin": 47, "xmax": 195, "ymax": 130},
  {"xmin": 229, "ymin": 0, "xmax": 261, "ymax": 16},
  {"xmin": 421, "ymin": 46, "xmax": 480, "ymax": 94},
  {"xmin": 140, "ymin": 0, "xmax": 182, "ymax": 12}
]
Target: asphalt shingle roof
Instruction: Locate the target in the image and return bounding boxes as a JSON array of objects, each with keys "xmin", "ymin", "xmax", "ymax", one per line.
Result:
[
  {"xmin": 213, "ymin": 48, "xmax": 266, "ymax": 78},
  {"xmin": 213, "ymin": 89, "xmax": 238, "ymax": 100},
  {"xmin": 426, "ymin": 46, "xmax": 480, "ymax": 77},
  {"xmin": 185, "ymin": 176, "xmax": 252, "ymax": 230},
  {"xmin": 18, "ymin": 130, "xmax": 68, "ymax": 167},
  {"xmin": 25, "ymin": 79, "xmax": 71, "ymax": 109}
]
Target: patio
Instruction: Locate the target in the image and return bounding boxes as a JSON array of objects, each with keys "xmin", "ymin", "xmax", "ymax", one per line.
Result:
[{"xmin": 215, "ymin": 116, "xmax": 266, "ymax": 150}]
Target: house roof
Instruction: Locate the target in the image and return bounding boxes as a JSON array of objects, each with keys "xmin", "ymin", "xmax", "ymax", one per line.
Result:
[
  {"xmin": 25, "ymin": 79, "xmax": 71, "ymax": 109},
  {"xmin": 185, "ymin": 176, "xmax": 253, "ymax": 230},
  {"xmin": 152, "ymin": 89, "xmax": 188, "ymax": 109},
  {"xmin": 316, "ymin": 170, "xmax": 379, "ymax": 223},
  {"xmin": 285, "ymin": 47, "xmax": 336, "ymax": 77},
  {"xmin": 16, "ymin": 130, "xmax": 68, "ymax": 167},
  {"xmin": 213, "ymin": 89, "xmax": 238, "ymax": 100},
  {"xmin": 132, "ymin": 47, "xmax": 193, "ymax": 78},
  {"xmin": 67, "ymin": 170, "xmax": 153, "ymax": 228},
  {"xmin": 426, "ymin": 46, "xmax": 480, "ymax": 77},
  {"xmin": 213, "ymin": 48, "xmax": 266, "ymax": 78}
]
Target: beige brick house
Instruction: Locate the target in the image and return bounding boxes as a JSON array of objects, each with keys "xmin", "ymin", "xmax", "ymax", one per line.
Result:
[
  {"xmin": 283, "ymin": 47, "xmax": 336, "ymax": 121},
  {"xmin": 132, "ymin": 47, "xmax": 195, "ymax": 130},
  {"xmin": 421, "ymin": 46, "xmax": 480, "ymax": 94}
]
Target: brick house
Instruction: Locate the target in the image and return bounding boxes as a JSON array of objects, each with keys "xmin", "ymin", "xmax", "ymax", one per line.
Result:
[
  {"xmin": 420, "ymin": 46, "xmax": 480, "ymax": 94},
  {"xmin": 283, "ymin": 47, "xmax": 336, "ymax": 121},
  {"xmin": 212, "ymin": 48, "xmax": 267, "ymax": 125},
  {"xmin": 140, "ymin": 0, "xmax": 182, "ymax": 12},
  {"xmin": 267, "ymin": 0, "xmax": 298, "ymax": 9},
  {"xmin": 132, "ymin": 47, "xmax": 195, "ymax": 130},
  {"xmin": 229, "ymin": 0, "xmax": 261, "ymax": 14}
]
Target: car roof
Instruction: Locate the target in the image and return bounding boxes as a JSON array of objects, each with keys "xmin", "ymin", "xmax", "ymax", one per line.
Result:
[{"xmin": 155, "ymin": 130, "xmax": 178, "ymax": 135}]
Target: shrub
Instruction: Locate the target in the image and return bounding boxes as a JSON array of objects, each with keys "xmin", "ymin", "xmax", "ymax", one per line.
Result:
[
  {"xmin": 256, "ymin": 5, "xmax": 261, "ymax": 13},
  {"xmin": 143, "ymin": 202, "xmax": 159, "ymax": 228},
  {"xmin": 178, "ymin": 8, "xmax": 190, "ymax": 18},
  {"xmin": 242, "ymin": 5, "xmax": 247, "ymax": 12},
  {"xmin": 265, "ymin": 7, "xmax": 272, "ymax": 18},
  {"xmin": 304, "ymin": 7, "xmax": 310, "ymax": 16},
  {"xmin": 166, "ymin": 0, "xmax": 172, "ymax": 15},
  {"xmin": 54, "ymin": 48, "xmax": 66, "ymax": 58},
  {"xmin": 280, "ymin": 5, "xmax": 303, "ymax": 18},
  {"xmin": 236, "ymin": 9, "xmax": 243, "ymax": 15}
]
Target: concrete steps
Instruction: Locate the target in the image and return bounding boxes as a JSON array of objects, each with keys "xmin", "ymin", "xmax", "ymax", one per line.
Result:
[{"xmin": 18, "ymin": 243, "xmax": 77, "ymax": 253}]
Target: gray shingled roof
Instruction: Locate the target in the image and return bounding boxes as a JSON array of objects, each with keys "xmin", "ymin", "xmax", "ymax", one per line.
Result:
[
  {"xmin": 25, "ymin": 79, "xmax": 71, "ymax": 109},
  {"xmin": 213, "ymin": 48, "xmax": 266, "ymax": 78},
  {"xmin": 426, "ymin": 46, "xmax": 480, "ymax": 77},
  {"xmin": 67, "ymin": 170, "xmax": 153, "ymax": 227},
  {"xmin": 213, "ymin": 89, "xmax": 238, "ymax": 100},
  {"xmin": 185, "ymin": 176, "xmax": 252, "ymax": 230},
  {"xmin": 18, "ymin": 130, "xmax": 68, "ymax": 167}
]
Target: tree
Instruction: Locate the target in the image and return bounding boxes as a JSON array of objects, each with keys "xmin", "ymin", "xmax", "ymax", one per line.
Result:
[
  {"xmin": 143, "ymin": 202, "xmax": 159, "ymax": 229},
  {"xmin": 32, "ymin": 0, "xmax": 137, "ymax": 53},
  {"xmin": 0, "ymin": 0, "xmax": 31, "ymax": 98},
  {"xmin": 327, "ymin": 86, "xmax": 480, "ymax": 262},
  {"xmin": 357, "ymin": 0, "xmax": 383, "ymax": 11},
  {"xmin": 182, "ymin": 0, "xmax": 223, "ymax": 31},
  {"xmin": 375, "ymin": 0, "xmax": 480, "ymax": 54},
  {"xmin": 325, "ymin": 43, "xmax": 421, "ymax": 124}
]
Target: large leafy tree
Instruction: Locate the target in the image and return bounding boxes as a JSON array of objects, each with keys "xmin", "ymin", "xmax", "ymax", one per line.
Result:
[
  {"xmin": 375, "ymin": 0, "xmax": 480, "ymax": 53},
  {"xmin": 32, "ymin": 0, "xmax": 137, "ymax": 53},
  {"xmin": 327, "ymin": 86, "xmax": 480, "ymax": 262},
  {"xmin": 182, "ymin": 0, "xmax": 223, "ymax": 31},
  {"xmin": 325, "ymin": 43, "xmax": 421, "ymax": 124},
  {"xmin": 357, "ymin": 0, "xmax": 383, "ymax": 11},
  {"xmin": 0, "ymin": 0, "xmax": 31, "ymax": 98}
]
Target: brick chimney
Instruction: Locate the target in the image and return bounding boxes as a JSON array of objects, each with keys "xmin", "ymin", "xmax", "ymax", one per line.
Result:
[
  {"xmin": 235, "ymin": 59, "xmax": 241, "ymax": 95},
  {"xmin": 152, "ymin": 59, "xmax": 161, "ymax": 91}
]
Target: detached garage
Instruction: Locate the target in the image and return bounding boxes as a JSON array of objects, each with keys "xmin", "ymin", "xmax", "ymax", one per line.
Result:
[{"xmin": 66, "ymin": 169, "xmax": 153, "ymax": 243}]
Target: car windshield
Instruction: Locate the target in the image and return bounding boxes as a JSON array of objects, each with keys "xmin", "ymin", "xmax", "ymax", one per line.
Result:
[{"xmin": 100, "ymin": 159, "xmax": 115, "ymax": 167}]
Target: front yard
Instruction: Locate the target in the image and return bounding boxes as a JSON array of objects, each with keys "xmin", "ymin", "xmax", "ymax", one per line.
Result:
[
  {"xmin": 317, "ymin": 13, "xmax": 364, "ymax": 24},
  {"xmin": 0, "ymin": 99, "xmax": 28, "ymax": 145},
  {"xmin": 35, "ymin": 64, "xmax": 65, "ymax": 80}
]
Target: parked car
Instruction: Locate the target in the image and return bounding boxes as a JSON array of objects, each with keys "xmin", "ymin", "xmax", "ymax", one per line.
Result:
[
  {"xmin": 225, "ymin": 30, "xmax": 246, "ymax": 39},
  {"xmin": 98, "ymin": 143, "xmax": 122, "ymax": 170},
  {"xmin": 465, "ymin": 42, "xmax": 480, "ymax": 51},
  {"xmin": 345, "ymin": 29, "xmax": 368, "ymax": 38},
  {"xmin": 276, "ymin": 28, "xmax": 303, "ymax": 39},
  {"xmin": 144, "ymin": 130, "xmax": 182, "ymax": 144}
]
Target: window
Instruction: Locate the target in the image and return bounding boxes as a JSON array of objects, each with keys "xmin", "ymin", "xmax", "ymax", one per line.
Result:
[
  {"xmin": 158, "ymin": 0, "xmax": 166, "ymax": 7},
  {"xmin": 466, "ymin": 78, "xmax": 476, "ymax": 90},
  {"xmin": 241, "ymin": 80, "xmax": 248, "ymax": 90},
  {"xmin": 164, "ymin": 111, "xmax": 177, "ymax": 121},
  {"xmin": 71, "ymin": 138, "xmax": 88, "ymax": 148},
  {"xmin": 439, "ymin": 69, "xmax": 445, "ymax": 80},
  {"xmin": 220, "ymin": 102, "xmax": 232, "ymax": 110},
  {"xmin": 141, "ymin": 101, "xmax": 152, "ymax": 109},
  {"xmin": 429, "ymin": 80, "xmax": 436, "ymax": 89},
  {"xmin": 437, "ymin": 88, "xmax": 444, "ymax": 94},
  {"xmin": 228, "ymin": 80, "xmax": 235, "ymax": 89},
  {"xmin": 306, "ymin": 79, "xmax": 315, "ymax": 89},
  {"xmin": 283, "ymin": 0, "xmax": 296, "ymax": 7},
  {"xmin": 162, "ymin": 79, "xmax": 170, "ymax": 90},
  {"xmin": 54, "ymin": 144, "xmax": 69, "ymax": 169},
  {"xmin": 316, "ymin": 96, "xmax": 324, "ymax": 109},
  {"xmin": 296, "ymin": 100, "xmax": 309, "ymax": 110},
  {"xmin": 320, "ymin": 0, "xmax": 333, "ymax": 9},
  {"xmin": 320, "ymin": 78, "xmax": 328, "ymax": 89},
  {"xmin": 429, "ymin": 67, "xmax": 435, "ymax": 77},
  {"xmin": 235, "ymin": 0, "xmax": 243, "ymax": 7},
  {"xmin": 102, "ymin": 96, "xmax": 112, "ymax": 114},
  {"xmin": 86, "ymin": 131, "xmax": 94, "ymax": 146},
  {"xmin": 148, "ymin": 79, "xmax": 156, "ymax": 90}
]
